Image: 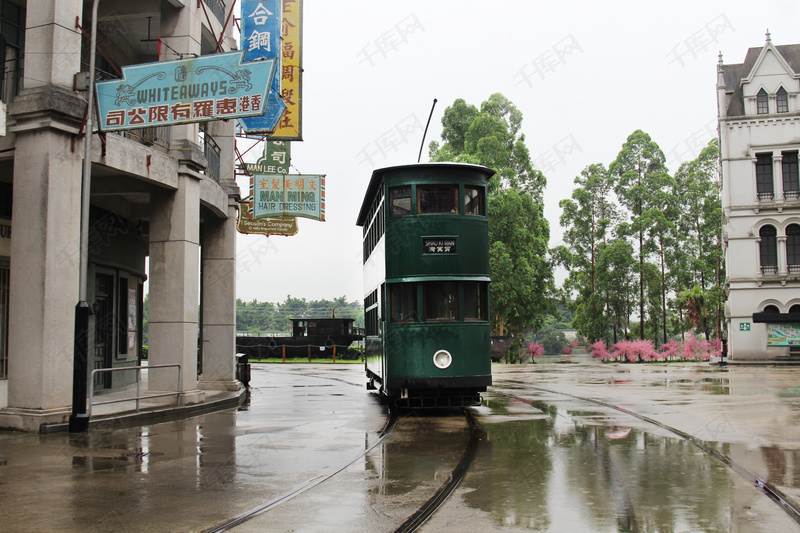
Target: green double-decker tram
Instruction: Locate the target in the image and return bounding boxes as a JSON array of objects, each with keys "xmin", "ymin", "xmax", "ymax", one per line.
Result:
[{"xmin": 356, "ymin": 163, "xmax": 495, "ymax": 408}]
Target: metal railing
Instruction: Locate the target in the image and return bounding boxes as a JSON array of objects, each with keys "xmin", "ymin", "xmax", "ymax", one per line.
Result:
[
  {"xmin": 88, "ymin": 363, "xmax": 182, "ymax": 417},
  {"xmin": 203, "ymin": 131, "xmax": 221, "ymax": 182}
]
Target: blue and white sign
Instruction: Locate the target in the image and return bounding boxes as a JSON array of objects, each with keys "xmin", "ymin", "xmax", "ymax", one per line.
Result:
[
  {"xmin": 239, "ymin": 0, "xmax": 285, "ymax": 133},
  {"xmin": 95, "ymin": 51, "xmax": 276, "ymax": 131}
]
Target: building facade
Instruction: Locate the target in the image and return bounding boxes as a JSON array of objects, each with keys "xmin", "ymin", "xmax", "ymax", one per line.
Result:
[
  {"xmin": 718, "ymin": 34, "xmax": 800, "ymax": 359},
  {"xmin": 0, "ymin": 0, "xmax": 242, "ymax": 430}
]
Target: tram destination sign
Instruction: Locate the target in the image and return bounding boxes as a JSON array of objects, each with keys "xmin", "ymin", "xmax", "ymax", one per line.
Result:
[
  {"xmin": 423, "ymin": 237, "xmax": 457, "ymax": 254},
  {"xmin": 95, "ymin": 51, "xmax": 276, "ymax": 131}
]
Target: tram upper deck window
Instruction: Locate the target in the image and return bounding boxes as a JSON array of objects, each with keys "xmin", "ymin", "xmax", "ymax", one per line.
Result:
[
  {"xmin": 464, "ymin": 186, "xmax": 485, "ymax": 215},
  {"xmin": 424, "ymin": 281, "xmax": 457, "ymax": 321},
  {"xmin": 418, "ymin": 185, "xmax": 458, "ymax": 214},
  {"xmin": 391, "ymin": 283, "xmax": 417, "ymax": 322},
  {"xmin": 463, "ymin": 282, "xmax": 487, "ymax": 321},
  {"xmin": 390, "ymin": 186, "xmax": 412, "ymax": 216}
]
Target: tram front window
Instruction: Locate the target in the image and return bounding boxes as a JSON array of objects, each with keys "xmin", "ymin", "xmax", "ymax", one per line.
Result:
[
  {"xmin": 464, "ymin": 186, "xmax": 485, "ymax": 215},
  {"xmin": 390, "ymin": 186, "xmax": 412, "ymax": 215},
  {"xmin": 424, "ymin": 281, "xmax": 457, "ymax": 321},
  {"xmin": 391, "ymin": 283, "xmax": 417, "ymax": 322},
  {"xmin": 418, "ymin": 185, "xmax": 458, "ymax": 214},
  {"xmin": 463, "ymin": 282, "xmax": 487, "ymax": 320}
]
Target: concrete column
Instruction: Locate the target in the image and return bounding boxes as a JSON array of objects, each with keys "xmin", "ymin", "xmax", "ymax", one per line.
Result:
[
  {"xmin": 148, "ymin": 174, "xmax": 204, "ymax": 404},
  {"xmin": 24, "ymin": 0, "xmax": 83, "ymax": 89},
  {"xmin": 0, "ymin": 1, "xmax": 85, "ymax": 430},
  {"xmin": 199, "ymin": 199, "xmax": 240, "ymax": 391},
  {"xmin": 778, "ymin": 236, "xmax": 788, "ymax": 276}
]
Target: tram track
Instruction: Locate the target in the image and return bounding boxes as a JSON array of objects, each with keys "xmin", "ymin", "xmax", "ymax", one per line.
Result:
[
  {"xmin": 206, "ymin": 405, "xmax": 399, "ymax": 533},
  {"xmin": 209, "ymin": 366, "xmax": 484, "ymax": 532},
  {"xmin": 492, "ymin": 382, "xmax": 800, "ymax": 527}
]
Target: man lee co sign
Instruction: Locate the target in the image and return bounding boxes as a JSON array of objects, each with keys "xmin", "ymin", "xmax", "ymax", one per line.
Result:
[{"xmin": 95, "ymin": 51, "xmax": 276, "ymax": 131}]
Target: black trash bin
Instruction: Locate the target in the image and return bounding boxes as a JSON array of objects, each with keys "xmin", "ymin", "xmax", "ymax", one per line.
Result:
[{"xmin": 236, "ymin": 353, "xmax": 251, "ymax": 387}]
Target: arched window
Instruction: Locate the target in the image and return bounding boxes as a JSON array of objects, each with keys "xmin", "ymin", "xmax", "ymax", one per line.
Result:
[
  {"xmin": 760, "ymin": 225, "xmax": 778, "ymax": 274},
  {"xmin": 777, "ymin": 87, "xmax": 789, "ymax": 113},
  {"xmin": 788, "ymin": 224, "xmax": 800, "ymax": 273},
  {"xmin": 757, "ymin": 88, "xmax": 769, "ymax": 114},
  {"xmin": 789, "ymin": 304, "xmax": 800, "ymax": 314},
  {"xmin": 763, "ymin": 305, "xmax": 780, "ymax": 313}
]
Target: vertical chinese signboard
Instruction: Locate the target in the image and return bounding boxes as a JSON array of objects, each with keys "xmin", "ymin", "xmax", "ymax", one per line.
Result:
[
  {"xmin": 239, "ymin": 0, "xmax": 303, "ymax": 138},
  {"xmin": 270, "ymin": 0, "xmax": 303, "ymax": 139},
  {"xmin": 239, "ymin": 0, "xmax": 285, "ymax": 132}
]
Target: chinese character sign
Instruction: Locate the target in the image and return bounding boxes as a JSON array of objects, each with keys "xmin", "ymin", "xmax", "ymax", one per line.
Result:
[
  {"xmin": 246, "ymin": 140, "xmax": 292, "ymax": 174},
  {"xmin": 252, "ymin": 173, "xmax": 324, "ymax": 221},
  {"xmin": 96, "ymin": 51, "xmax": 276, "ymax": 131},
  {"xmin": 268, "ymin": 0, "xmax": 302, "ymax": 139},
  {"xmin": 240, "ymin": 0, "xmax": 286, "ymax": 133}
]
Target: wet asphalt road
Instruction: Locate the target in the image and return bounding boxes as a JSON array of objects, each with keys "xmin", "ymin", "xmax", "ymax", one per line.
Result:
[{"xmin": 2, "ymin": 356, "xmax": 800, "ymax": 532}]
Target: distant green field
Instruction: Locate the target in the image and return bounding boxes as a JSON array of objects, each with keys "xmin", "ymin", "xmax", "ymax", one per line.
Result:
[{"xmin": 248, "ymin": 358, "xmax": 362, "ymax": 364}]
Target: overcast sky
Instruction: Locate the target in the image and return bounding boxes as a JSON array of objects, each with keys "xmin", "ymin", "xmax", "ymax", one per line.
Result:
[{"xmin": 234, "ymin": 0, "xmax": 799, "ymax": 305}]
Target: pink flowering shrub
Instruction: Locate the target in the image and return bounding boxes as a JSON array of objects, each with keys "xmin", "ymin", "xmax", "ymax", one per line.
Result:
[
  {"xmin": 594, "ymin": 337, "xmax": 725, "ymax": 363},
  {"xmin": 681, "ymin": 336, "xmax": 700, "ymax": 361},
  {"xmin": 612, "ymin": 339, "xmax": 659, "ymax": 362},
  {"xmin": 562, "ymin": 345, "xmax": 572, "ymax": 355},
  {"xmin": 659, "ymin": 340, "xmax": 680, "ymax": 361},
  {"xmin": 528, "ymin": 342, "xmax": 545, "ymax": 359},
  {"xmin": 589, "ymin": 340, "xmax": 611, "ymax": 360}
]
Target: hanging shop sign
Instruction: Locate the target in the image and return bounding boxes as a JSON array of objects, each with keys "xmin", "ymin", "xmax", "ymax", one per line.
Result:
[
  {"xmin": 767, "ymin": 323, "xmax": 800, "ymax": 346},
  {"xmin": 246, "ymin": 140, "xmax": 291, "ymax": 174},
  {"xmin": 237, "ymin": 204, "xmax": 299, "ymax": 236},
  {"xmin": 250, "ymin": 173, "xmax": 324, "ymax": 221},
  {"xmin": 95, "ymin": 51, "xmax": 276, "ymax": 131},
  {"xmin": 240, "ymin": 0, "xmax": 303, "ymax": 138},
  {"xmin": 239, "ymin": 0, "xmax": 285, "ymax": 133}
]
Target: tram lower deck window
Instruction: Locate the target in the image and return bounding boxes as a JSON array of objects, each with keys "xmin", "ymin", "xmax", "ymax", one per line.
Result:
[
  {"xmin": 391, "ymin": 284, "xmax": 417, "ymax": 322},
  {"xmin": 418, "ymin": 185, "xmax": 458, "ymax": 214},
  {"xmin": 424, "ymin": 281, "xmax": 457, "ymax": 321}
]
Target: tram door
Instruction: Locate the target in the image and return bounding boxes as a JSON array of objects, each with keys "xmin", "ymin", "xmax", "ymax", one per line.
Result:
[{"xmin": 93, "ymin": 273, "xmax": 114, "ymax": 390}]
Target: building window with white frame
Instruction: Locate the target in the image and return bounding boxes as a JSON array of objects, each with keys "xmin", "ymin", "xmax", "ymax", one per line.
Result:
[
  {"xmin": 757, "ymin": 88, "xmax": 769, "ymax": 114},
  {"xmin": 787, "ymin": 224, "xmax": 800, "ymax": 274},
  {"xmin": 777, "ymin": 87, "xmax": 789, "ymax": 113},
  {"xmin": 756, "ymin": 153, "xmax": 774, "ymax": 200},
  {"xmin": 760, "ymin": 225, "xmax": 778, "ymax": 274},
  {"xmin": 783, "ymin": 151, "xmax": 799, "ymax": 199}
]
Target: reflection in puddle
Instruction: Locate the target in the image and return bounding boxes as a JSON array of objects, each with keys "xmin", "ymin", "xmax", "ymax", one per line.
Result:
[{"xmin": 463, "ymin": 397, "xmax": 770, "ymax": 531}]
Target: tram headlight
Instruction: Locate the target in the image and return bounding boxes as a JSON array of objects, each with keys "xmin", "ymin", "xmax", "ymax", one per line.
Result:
[{"xmin": 433, "ymin": 349, "xmax": 452, "ymax": 369}]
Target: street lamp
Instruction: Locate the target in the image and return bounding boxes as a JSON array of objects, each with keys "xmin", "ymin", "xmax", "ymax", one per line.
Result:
[{"xmin": 69, "ymin": 0, "xmax": 100, "ymax": 433}]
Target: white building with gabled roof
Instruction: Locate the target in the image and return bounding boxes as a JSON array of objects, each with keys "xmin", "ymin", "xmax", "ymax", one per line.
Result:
[{"xmin": 718, "ymin": 32, "xmax": 800, "ymax": 360}]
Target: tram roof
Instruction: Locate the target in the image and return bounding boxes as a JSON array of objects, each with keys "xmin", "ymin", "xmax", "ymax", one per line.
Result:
[{"xmin": 356, "ymin": 162, "xmax": 495, "ymax": 226}]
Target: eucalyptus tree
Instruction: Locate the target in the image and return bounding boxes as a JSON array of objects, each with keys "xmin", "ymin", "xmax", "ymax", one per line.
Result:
[
  {"xmin": 557, "ymin": 163, "xmax": 618, "ymax": 342},
  {"xmin": 430, "ymin": 93, "xmax": 553, "ymax": 336},
  {"xmin": 609, "ymin": 130, "xmax": 672, "ymax": 340},
  {"xmin": 673, "ymin": 139, "xmax": 724, "ymax": 337},
  {"xmin": 597, "ymin": 238, "xmax": 637, "ymax": 343}
]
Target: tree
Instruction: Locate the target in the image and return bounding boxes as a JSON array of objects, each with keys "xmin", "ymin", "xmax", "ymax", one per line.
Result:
[
  {"xmin": 557, "ymin": 163, "xmax": 618, "ymax": 342},
  {"xmin": 430, "ymin": 94, "xmax": 553, "ymax": 336},
  {"xmin": 678, "ymin": 285, "xmax": 710, "ymax": 340},
  {"xmin": 609, "ymin": 130, "xmax": 672, "ymax": 340},
  {"xmin": 430, "ymin": 93, "xmax": 545, "ymax": 199},
  {"xmin": 489, "ymin": 190, "xmax": 553, "ymax": 334}
]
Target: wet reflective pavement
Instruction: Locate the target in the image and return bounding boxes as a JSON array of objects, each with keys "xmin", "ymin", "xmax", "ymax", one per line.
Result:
[{"xmin": 2, "ymin": 357, "xmax": 800, "ymax": 532}]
